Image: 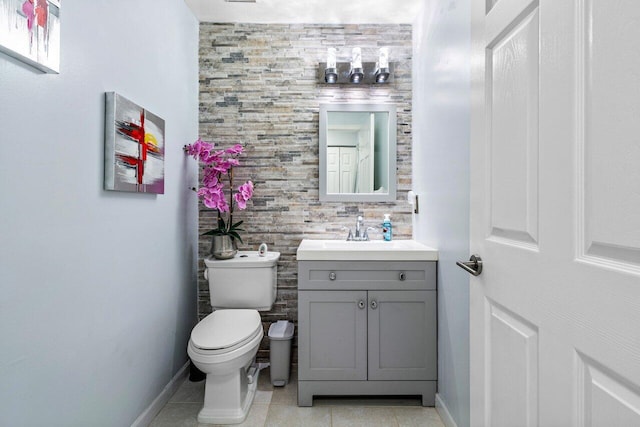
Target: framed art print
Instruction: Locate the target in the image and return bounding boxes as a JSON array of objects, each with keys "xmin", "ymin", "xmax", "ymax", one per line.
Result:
[
  {"xmin": 104, "ymin": 92, "xmax": 165, "ymax": 194},
  {"xmin": 0, "ymin": 0, "xmax": 60, "ymax": 73}
]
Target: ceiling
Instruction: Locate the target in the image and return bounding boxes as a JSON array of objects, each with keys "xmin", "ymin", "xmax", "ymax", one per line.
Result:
[{"xmin": 184, "ymin": 0, "xmax": 423, "ymax": 24}]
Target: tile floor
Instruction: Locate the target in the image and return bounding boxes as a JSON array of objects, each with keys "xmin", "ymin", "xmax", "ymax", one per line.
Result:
[{"xmin": 150, "ymin": 367, "xmax": 445, "ymax": 427}]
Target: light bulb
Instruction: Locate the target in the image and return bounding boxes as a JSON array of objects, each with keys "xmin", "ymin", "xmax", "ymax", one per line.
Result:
[
  {"xmin": 327, "ymin": 47, "xmax": 337, "ymax": 69},
  {"xmin": 379, "ymin": 47, "xmax": 389, "ymax": 69},
  {"xmin": 351, "ymin": 47, "xmax": 362, "ymax": 69}
]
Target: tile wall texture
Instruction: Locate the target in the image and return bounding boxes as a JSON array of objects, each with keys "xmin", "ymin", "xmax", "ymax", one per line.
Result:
[{"xmin": 197, "ymin": 23, "xmax": 413, "ymax": 361}]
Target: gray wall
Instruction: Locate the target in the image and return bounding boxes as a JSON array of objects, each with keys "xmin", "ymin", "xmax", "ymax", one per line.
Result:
[
  {"xmin": 0, "ymin": 1, "xmax": 199, "ymax": 425},
  {"xmin": 197, "ymin": 23, "xmax": 414, "ymax": 361},
  {"xmin": 413, "ymin": 1, "xmax": 471, "ymax": 426}
]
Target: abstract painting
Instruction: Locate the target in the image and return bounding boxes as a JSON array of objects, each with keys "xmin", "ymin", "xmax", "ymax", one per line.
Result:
[
  {"xmin": 0, "ymin": 0, "xmax": 60, "ymax": 73},
  {"xmin": 104, "ymin": 92, "xmax": 165, "ymax": 194}
]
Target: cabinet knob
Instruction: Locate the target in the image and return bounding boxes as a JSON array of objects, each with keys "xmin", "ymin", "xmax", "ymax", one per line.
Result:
[
  {"xmin": 329, "ymin": 272, "xmax": 337, "ymax": 281},
  {"xmin": 399, "ymin": 272, "xmax": 406, "ymax": 281},
  {"xmin": 370, "ymin": 300, "xmax": 378, "ymax": 309},
  {"xmin": 358, "ymin": 300, "xmax": 365, "ymax": 309}
]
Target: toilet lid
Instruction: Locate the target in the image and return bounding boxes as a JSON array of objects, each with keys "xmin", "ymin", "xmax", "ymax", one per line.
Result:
[{"xmin": 191, "ymin": 310, "xmax": 262, "ymax": 350}]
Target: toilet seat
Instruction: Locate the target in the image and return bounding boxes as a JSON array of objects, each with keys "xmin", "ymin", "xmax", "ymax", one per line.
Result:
[{"xmin": 190, "ymin": 309, "xmax": 262, "ymax": 354}]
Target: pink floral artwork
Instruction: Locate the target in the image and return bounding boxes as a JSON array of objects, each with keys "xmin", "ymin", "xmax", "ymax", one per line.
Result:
[{"xmin": 0, "ymin": 0, "xmax": 60, "ymax": 73}]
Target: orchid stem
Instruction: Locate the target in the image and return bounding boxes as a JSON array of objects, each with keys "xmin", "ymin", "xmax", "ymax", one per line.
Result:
[{"xmin": 227, "ymin": 167, "xmax": 234, "ymax": 233}]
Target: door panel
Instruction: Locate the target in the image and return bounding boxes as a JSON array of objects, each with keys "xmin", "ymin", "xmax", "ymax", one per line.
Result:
[
  {"xmin": 577, "ymin": 354, "xmax": 640, "ymax": 427},
  {"xmin": 486, "ymin": 299, "xmax": 538, "ymax": 427},
  {"xmin": 327, "ymin": 147, "xmax": 340, "ymax": 193},
  {"xmin": 580, "ymin": 0, "xmax": 640, "ymax": 271},
  {"xmin": 487, "ymin": 5, "xmax": 539, "ymax": 248},
  {"xmin": 339, "ymin": 147, "xmax": 357, "ymax": 193}
]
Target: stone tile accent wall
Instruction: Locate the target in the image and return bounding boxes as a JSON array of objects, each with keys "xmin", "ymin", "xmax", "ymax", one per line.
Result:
[{"xmin": 197, "ymin": 23, "xmax": 412, "ymax": 362}]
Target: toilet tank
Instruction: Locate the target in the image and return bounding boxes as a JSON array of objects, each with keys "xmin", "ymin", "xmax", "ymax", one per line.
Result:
[{"xmin": 204, "ymin": 251, "xmax": 280, "ymax": 311}]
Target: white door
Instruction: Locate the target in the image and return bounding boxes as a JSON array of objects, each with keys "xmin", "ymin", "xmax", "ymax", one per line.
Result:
[
  {"xmin": 339, "ymin": 147, "xmax": 358, "ymax": 193},
  {"xmin": 327, "ymin": 146, "xmax": 357, "ymax": 193},
  {"xmin": 470, "ymin": 1, "xmax": 640, "ymax": 426},
  {"xmin": 327, "ymin": 147, "xmax": 340, "ymax": 194}
]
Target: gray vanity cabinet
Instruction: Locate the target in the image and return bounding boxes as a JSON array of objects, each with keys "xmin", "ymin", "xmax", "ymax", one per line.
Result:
[
  {"xmin": 297, "ymin": 261, "xmax": 437, "ymax": 407},
  {"xmin": 367, "ymin": 290, "xmax": 436, "ymax": 381},
  {"xmin": 298, "ymin": 290, "xmax": 368, "ymax": 381}
]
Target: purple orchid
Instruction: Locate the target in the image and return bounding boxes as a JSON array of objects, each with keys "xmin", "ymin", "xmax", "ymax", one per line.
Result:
[
  {"xmin": 234, "ymin": 181, "xmax": 254, "ymax": 210},
  {"xmin": 185, "ymin": 139, "xmax": 254, "ymax": 243}
]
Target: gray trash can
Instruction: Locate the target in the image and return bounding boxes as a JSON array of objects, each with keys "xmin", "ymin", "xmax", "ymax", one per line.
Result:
[{"xmin": 268, "ymin": 320, "xmax": 294, "ymax": 386}]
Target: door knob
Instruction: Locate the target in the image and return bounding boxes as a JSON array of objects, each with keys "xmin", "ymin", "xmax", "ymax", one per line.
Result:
[
  {"xmin": 456, "ymin": 255, "xmax": 483, "ymax": 276},
  {"xmin": 370, "ymin": 300, "xmax": 378, "ymax": 309},
  {"xmin": 358, "ymin": 300, "xmax": 366, "ymax": 309}
]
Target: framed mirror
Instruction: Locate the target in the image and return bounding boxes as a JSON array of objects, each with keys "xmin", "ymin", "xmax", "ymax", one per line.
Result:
[{"xmin": 319, "ymin": 103, "xmax": 397, "ymax": 202}]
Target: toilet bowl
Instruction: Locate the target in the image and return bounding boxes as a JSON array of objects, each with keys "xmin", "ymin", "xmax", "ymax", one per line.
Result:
[
  {"xmin": 187, "ymin": 251, "xmax": 280, "ymax": 425},
  {"xmin": 187, "ymin": 310, "xmax": 263, "ymax": 424}
]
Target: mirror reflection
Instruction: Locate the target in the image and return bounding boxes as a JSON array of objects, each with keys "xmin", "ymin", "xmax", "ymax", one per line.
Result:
[
  {"xmin": 326, "ymin": 111, "xmax": 389, "ymax": 194},
  {"xmin": 319, "ymin": 104, "xmax": 396, "ymax": 202}
]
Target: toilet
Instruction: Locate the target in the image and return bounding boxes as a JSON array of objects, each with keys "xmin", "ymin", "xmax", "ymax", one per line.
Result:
[{"xmin": 187, "ymin": 251, "xmax": 280, "ymax": 424}]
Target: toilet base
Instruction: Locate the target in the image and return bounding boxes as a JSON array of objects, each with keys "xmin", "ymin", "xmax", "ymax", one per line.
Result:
[{"xmin": 197, "ymin": 363, "xmax": 260, "ymax": 424}]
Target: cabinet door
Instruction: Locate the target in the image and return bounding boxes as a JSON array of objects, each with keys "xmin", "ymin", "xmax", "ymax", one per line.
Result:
[
  {"xmin": 368, "ymin": 290, "xmax": 437, "ymax": 381},
  {"xmin": 298, "ymin": 290, "xmax": 368, "ymax": 381}
]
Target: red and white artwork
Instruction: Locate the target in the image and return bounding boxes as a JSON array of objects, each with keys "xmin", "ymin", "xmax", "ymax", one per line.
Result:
[{"xmin": 104, "ymin": 92, "xmax": 165, "ymax": 194}]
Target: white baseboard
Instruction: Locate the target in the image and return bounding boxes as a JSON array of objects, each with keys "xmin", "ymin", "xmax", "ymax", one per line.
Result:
[
  {"xmin": 435, "ymin": 393, "xmax": 458, "ymax": 427},
  {"xmin": 131, "ymin": 362, "xmax": 190, "ymax": 427}
]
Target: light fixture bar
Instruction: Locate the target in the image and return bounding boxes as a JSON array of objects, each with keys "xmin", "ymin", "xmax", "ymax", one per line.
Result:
[
  {"xmin": 319, "ymin": 62, "xmax": 394, "ymax": 84},
  {"xmin": 321, "ymin": 47, "xmax": 393, "ymax": 85}
]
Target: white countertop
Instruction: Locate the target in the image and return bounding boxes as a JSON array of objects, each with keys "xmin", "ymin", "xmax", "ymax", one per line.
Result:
[{"xmin": 296, "ymin": 239, "xmax": 439, "ymax": 261}]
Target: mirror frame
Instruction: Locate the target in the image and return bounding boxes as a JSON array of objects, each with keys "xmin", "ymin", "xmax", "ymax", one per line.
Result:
[{"xmin": 319, "ymin": 103, "xmax": 397, "ymax": 202}]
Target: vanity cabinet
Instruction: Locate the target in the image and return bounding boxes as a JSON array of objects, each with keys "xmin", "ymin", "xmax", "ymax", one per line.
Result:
[{"xmin": 297, "ymin": 261, "xmax": 437, "ymax": 406}]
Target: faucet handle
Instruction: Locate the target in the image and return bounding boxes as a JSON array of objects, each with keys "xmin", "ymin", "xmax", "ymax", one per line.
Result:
[
  {"xmin": 342, "ymin": 226, "xmax": 354, "ymax": 241},
  {"xmin": 363, "ymin": 227, "xmax": 378, "ymax": 241}
]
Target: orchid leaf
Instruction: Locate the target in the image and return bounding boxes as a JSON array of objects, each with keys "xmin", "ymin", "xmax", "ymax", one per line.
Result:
[{"xmin": 227, "ymin": 230, "xmax": 243, "ymax": 244}]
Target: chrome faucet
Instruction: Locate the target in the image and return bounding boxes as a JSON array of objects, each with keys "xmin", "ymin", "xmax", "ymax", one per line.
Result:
[
  {"xmin": 345, "ymin": 216, "xmax": 374, "ymax": 241},
  {"xmin": 355, "ymin": 216, "xmax": 364, "ymax": 239}
]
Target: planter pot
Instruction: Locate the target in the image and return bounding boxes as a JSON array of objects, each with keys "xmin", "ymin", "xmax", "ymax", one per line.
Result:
[{"xmin": 210, "ymin": 235, "xmax": 238, "ymax": 260}]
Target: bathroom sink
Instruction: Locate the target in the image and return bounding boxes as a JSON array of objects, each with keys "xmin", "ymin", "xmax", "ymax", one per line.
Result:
[{"xmin": 296, "ymin": 239, "xmax": 438, "ymax": 261}]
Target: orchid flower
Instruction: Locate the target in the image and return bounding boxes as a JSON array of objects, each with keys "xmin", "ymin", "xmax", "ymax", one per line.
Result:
[{"xmin": 185, "ymin": 139, "xmax": 253, "ymax": 244}]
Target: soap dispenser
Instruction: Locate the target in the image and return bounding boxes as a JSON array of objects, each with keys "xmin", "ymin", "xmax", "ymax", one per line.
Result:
[{"xmin": 382, "ymin": 214, "xmax": 392, "ymax": 241}]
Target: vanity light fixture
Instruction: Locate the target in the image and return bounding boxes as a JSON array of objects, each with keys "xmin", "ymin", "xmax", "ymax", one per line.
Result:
[
  {"xmin": 320, "ymin": 47, "xmax": 394, "ymax": 85},
  {"xmin": 325, "ymin": 48, "xmax": 338, "ymax": 84},
  {"xmin": 375, "ymin": 47, "xmax": 390, "ymax": 83},
  {"xmin": 349, "ymin": 47, "xmax": 364, "ymax": 83}
]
